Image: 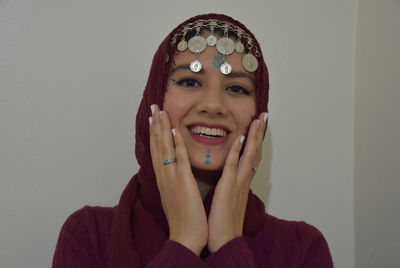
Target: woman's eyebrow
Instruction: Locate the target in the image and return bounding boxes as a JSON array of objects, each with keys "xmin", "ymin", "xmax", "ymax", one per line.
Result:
[
  {"xmin": 226, "ymin": 71, "xmax": 255, "ymax": 83},
  {"xmin": 169, "ymin": 64, "xmax": 205, "ymax": 75},
  {"xmin": 169, "ymin": 64, "xmax": 254, "ymax": 83}
]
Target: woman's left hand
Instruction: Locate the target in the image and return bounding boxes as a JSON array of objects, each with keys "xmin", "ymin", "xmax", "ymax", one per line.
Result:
[{"xmin": 207, "ymin": 112, "xmax": 267, "ymax": 253}]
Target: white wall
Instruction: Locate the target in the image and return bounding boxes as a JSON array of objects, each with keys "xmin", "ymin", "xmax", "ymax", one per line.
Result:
[
  {"xmin": 354, "ymin": 0, "xmax": 400, "ymax": 267},
  {"xmin": 0, "ymin": 1, "xmax": 356, "ymax": 267}
]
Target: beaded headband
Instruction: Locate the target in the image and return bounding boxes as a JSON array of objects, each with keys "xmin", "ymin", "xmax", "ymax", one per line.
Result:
[{"xmin": 170, "ymin": 19, "xmax": 260, "ymax": 74}]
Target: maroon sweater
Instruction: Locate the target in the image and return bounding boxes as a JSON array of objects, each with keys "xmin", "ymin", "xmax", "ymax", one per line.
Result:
[
  {"xmin": 53, "ymin": 14, "xmax": 333, "ymax": 268},
  {"xmin": 53, "ymin": 202, "xmax": 333, "ymax": 267}
]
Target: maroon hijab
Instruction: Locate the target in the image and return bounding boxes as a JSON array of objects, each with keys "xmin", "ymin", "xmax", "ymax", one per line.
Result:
[{"xmin": 108, "ymin": 13, "xmax": 270, "ymax": 267}]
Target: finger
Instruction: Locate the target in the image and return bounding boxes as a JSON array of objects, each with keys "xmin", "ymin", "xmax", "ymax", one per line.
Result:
[
  {"xmin": 149, "ymin": 104, "xmax": 163, "ymax": 177},
  {"xmin": 237, "ymin": 118, "xmax": 263, "ymax": 180},
  {"xmin": 149, "ymin": 104, "xmax": 161, "ymax": 138},
  {"xmin": 244, "ymin": 112, "xmax": 268, "ymax": 158},
  {"xmin": 149, "ymin": 116, "xmax": 159, "ymax": 164},
  {"xmin": 257, "ymin": 112, "xmax": 268, "ymax": 144},
  {"xmin": 149, "ymin": 105, "xmax": 160, "ymax": 154},
  {"xmin": 171, "ymin": 128, "xmax": 192, "ymax": 179},
  {"xmin": 240, "ymin": 119, "xmax": 261, "ymax": 163},
  {"xmin": 159, "ymin": 111, "xmax": 176, "ymax": 162},
  {"xmin": 220, "ymin": 135, "xmax": 245, "ymax": 182}
]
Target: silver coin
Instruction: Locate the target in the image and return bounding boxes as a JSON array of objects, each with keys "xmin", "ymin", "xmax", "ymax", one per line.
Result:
[
  {"xmin": 216, "ymin": 37, "xmax": 235, "ymax": 55},
  {"xmin": 188, "ymin": 36, "xmax": 207, "ymax": 53},
  {"xmin": 207, "ymin": 35, "xmax": 217, "ymax": 46},
  {"xmin": 235, "ymin": 41, "xmax": 245, "ymax": 53},
  {"xmin": 242, "ymin": 54, "xmax": 258, "ymax": 72},
  {"xmin": 190, "ymin": 60, "xmax": 202, "ymax": 73},
  {"xmin": 177, "ymin": 40, "xmax": 187, "ymax": 52},
  {"xmin": 220, "ymin": 62, "xmax": 232, "ymax": 75}
]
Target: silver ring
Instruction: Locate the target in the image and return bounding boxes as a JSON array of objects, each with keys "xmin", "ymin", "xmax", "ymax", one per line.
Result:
[
  {"xmin": 251, "ymin": 167, "xmax": 258, "ymax": 172},
  {"xmin": 163, "ymin": 157, "xmax": 177, "ymax": 166}
]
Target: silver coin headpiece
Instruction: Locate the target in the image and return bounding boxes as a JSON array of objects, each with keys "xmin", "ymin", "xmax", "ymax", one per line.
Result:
[{"xmin": 170, "ymin": 19, "xmax": 260, "ymax": 74}]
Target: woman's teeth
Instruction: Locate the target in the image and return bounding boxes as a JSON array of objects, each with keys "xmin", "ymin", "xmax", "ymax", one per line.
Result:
[{"xmin": 190, "ymin": 126, "xmax": 227, "ymax": 137}]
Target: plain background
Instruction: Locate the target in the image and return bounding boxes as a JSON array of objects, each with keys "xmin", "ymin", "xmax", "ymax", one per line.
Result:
[{"xmin": 0, "ymin": 0, "xmax": 399, "ymax": 267}]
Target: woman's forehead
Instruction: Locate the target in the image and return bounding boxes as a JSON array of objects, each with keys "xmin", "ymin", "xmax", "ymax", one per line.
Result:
[{"xmin": 170, "ymin": 47, "xmax": 255, "ymax": 79}]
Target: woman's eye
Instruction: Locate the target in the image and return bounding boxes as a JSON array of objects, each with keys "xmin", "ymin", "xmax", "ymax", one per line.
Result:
[
  {"xmin": 175, "ymin": 78, "xmax": 201, "ymax": 87},
  {"xmin": 226, "ymin": 85, "xmax": 251, "ymax": 96}
]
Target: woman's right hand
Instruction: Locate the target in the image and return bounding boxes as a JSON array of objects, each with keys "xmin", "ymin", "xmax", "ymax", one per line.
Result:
[{"xmin": 149, "ymin": 104, "xmax": 208, "ymax": 256}]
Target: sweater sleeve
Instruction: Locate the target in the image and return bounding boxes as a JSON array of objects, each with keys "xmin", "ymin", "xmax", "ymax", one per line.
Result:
[
  {"xmin": 205, "ymin": 237, "xmax": 256, "ymax": 267},
  {"xmin": 52, "ymin": 208, "xmax": 103, "ymax": 268},
  {"xmin": 146, "ymin": 240, "xmax": 210, "ymax": 268}
]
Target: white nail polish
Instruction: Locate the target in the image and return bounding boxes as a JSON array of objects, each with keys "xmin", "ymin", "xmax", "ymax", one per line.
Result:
[
  {"xmin": 149, "ymin": 117, "xmax": 153, "ymax": 125},
  {"xmin": 240, "ymin": 135, "xmax": 245, "ymax": 144},
  {"xmin": 255, "ymin": 120, "xmax": 260, "ymax": 129},
  {"xmin": 264, "ymin": 113, "xmax": 269, "ymax": 122},
  {"xmin": 171, "ymin": 128, "xmax": 176, "ymax": 136},
  {"xmin": 159, "ymin": 111, "xmax": 163, "ymax": 120},
  {"xmin": 150, "ymin": 104, "xmax": 156, "ymax": 114}
]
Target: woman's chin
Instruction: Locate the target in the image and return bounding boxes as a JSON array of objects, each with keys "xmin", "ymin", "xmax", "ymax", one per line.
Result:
[
  {"xmin": 190, "ymin": 161, "xmax": 224, "ymax": 172},
  {"xmin": 190, "ymin": 164, "xmax": 223, "ymax": 185}
]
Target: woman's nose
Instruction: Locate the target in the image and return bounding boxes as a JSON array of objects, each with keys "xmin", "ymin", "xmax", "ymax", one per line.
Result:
[{"xmin": 196, "ymin": 87, "xmax": 227, "ymax": 117}]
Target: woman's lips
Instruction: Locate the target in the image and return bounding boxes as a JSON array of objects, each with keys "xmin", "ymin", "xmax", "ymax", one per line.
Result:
[
  {"xmin": 187, "ymin": 122, "xmax": 231, "ymax": 145},
  {"xmin": 189, "ymin": 131, "xmax": 229, "ymax": 145}
]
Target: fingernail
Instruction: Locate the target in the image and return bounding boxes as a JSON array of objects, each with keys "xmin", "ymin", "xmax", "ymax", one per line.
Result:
[
  {"xmin": 255, "ymin": 120, "xmax": 260, "ymax": 129},
  {"xmin": 149, "ymin": 116, "xmax": 153, "ymax": 126},
  {"xmin": 159, "ymin": 111, "xmax": 163, "ymax": 120},
  {"xmin": 171, "ymin": 128, "xmax": 176, "ymax": 136},
  {"xmin": 150, "ymin": 104, "xmax": 156, "ymax": 114},
  {"xmin": 240, "ymin": 135, "xmax": 245, "ymax": 144},
  {"xmin": 263, "ymin": 112, "xmax": 269, "ymax": 123}
]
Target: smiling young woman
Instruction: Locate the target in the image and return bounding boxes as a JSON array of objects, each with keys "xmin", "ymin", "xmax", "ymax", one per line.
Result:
[{"xmin": 52, "ymin": 14, "xmax": 333, "ymax": 268}]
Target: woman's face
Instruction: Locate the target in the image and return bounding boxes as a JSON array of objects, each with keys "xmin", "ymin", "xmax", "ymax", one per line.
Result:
[{"xmin": 163, "ymin": 38, "xmax": 256, "ymax": 174}]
